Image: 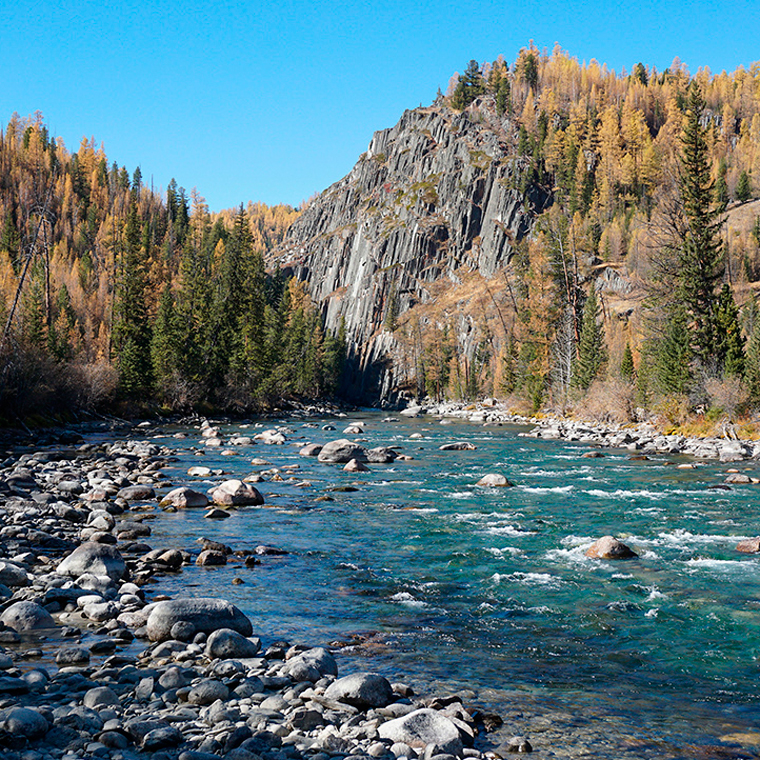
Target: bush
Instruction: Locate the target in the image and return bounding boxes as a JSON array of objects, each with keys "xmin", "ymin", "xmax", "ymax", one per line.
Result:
[{"xmin": 575, "ymin": 379, "xmax": 635, "ymax": 424}]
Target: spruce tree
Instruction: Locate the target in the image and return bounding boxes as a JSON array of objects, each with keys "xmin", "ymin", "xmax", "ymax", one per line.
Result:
[
  {"xmin": 111, "ymin": 200, "xmax": 152, "ymax": 396},
  {"xmin": 572, "ymin": 285, "xmax": 607, "ymax": 390},
  {"xmin": 736, "ymin": 170, "xmax": 752, "ymax": 203},
  {"xmin": 620, "ymin": 342, "xmax": 635, "ymax": 381},
  {"xmin": 654, "ymin": 304, "xmax": 692, "ymax": 394},
  {"xmin": 678, "ymin": 81, "xmax": 725, "ymax": 367},
  {"xmin": 745, "ymin": 306, "xmax": 760, "ymax": 404},
  {"xmin": 450, "ymin": 60, "xmax": 485, "ymax": 110},
  {"xmin": 151, "ymin": 284, "xmax": 180, "ymax": 396},
  {"xmin": 714, "ymin": 284, "xmax": 745, "ymax": 377}
]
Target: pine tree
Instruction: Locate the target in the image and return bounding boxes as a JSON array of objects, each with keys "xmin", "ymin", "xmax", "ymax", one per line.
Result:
[
  {"xmin": 111, "ymin": 200, "xmax": 152, "ymax": 396},
  {"xmin": 151, "ymin": 284, "xmax": 180, "ymax": 396},
  {"xmin": 450, "ymin": 60, "xmax": 485, "ymax": 110},
  {"xmin": 678, "ymin": 81, "xmax": 725, "ymax": 368},
  {"xmin": 620, "ymin": 342, "xmax": 635, "ymax": 381},
  {"xmin": 572, "ymin": 285, "xmax": 607, "ymax": 390},
  {"xmin": 745, "ymin": 303, "xmax": 760, "ymax": 403},
  {"xmin": 714, "ymin": 284, "xmax": 745, "ymax": 377},
  {"xmin": 653, "ymin": 304, "xmax": 692, "ymax": 394},
  {"xmin": 736, "ymin": 170, "xmax": 752, "ymax": 203}
]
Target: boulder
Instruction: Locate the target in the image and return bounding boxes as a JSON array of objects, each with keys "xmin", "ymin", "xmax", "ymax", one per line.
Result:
[
  {"xmin": 254, "ymin": 429, "xmax": 287, "ymax": 445},
  {"xmin": 284, "ymin": 647, "xmax": 338, "ymax": 681},
  {"xmin": 439, "ymin": 442, "xmax": 477, "ymax": 451},
  {"xmin": 367, "ymin": 446, "xmax": 398, "ymax": 464},
  {"xmin": 146, "ymin": 597, "xmax": 252, "ymax": 642},
  {"xmin": 318, "ymin": 439, "xmax": 369, "ymax": 463},
  {"xmin": 300, "ymin": 444, "xmax": 323, "ymax": 457},
  {"xmin": 57, "ymin": 542, "xmax": 126, "ymax": 581},
  {"xmin": 0, "ymin": 560, "xmax": 29, "ymax": 587},
  {"xmin": 725, "ymin": 473, "xmax": 753, "ymax": 484},
  {"xmin": 585, "ymin": 536, "xmax": 638, "ymax": 560},
  {"xmin": 0, "ymin": 706, "xmax": 49, "ymax": 740},
  {"xmin": 476, "ymin": 474, "xmax": 514, "ymax": 487},
  {"xmin": 160, "ymin": 486, "xmax": 210, "ymax": 508},
  {"xmin": 205, "ymin": 628, "xmax": 261, "ymax": 659},
  {"xmin": 736, "ymin": 538, "xmax": 760, "ymax": 553},
  {"xmin": 117, "ymin": 484, "xmax": 156, "ymax": 501},
  {"xmin": 378, "ymin": 708, "xmax": 463, "ymax": 756},
  {"xmin": 324, "ymin": 672, "xmax": 394, "ymax": 709},
  {"xmin": 210, "ymin": 479, "xmax": 264, "ymax": 506},
  {"xmin": 188, "ymin": 678, "xmax": 229, "ymax": 706},
  {"xmin": 0, "ymin": 601, "xmax": 55, "ymax": 632},
  {"xmin": 196, "ymin": 550, "xmax": 227, "ymax": 566},
  {"xmin": 344, "ymin": 458, "xmax": 370, "ymax": 473}
]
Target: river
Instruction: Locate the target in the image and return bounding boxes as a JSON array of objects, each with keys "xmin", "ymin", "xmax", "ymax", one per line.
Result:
[{"xmin": 137, "ymin": 411, "xmax": 760, "ymax": 758}]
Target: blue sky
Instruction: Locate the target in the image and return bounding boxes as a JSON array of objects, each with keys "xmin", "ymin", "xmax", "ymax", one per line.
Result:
[{"xmin": 4, "ymin": 0, "xmax": 760, "ymax": 211}]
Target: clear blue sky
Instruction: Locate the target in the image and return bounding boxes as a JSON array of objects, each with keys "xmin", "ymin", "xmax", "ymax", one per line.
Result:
[{"xmin": 4, "ymin": 0, "xmax": 759, "ymax": 211}]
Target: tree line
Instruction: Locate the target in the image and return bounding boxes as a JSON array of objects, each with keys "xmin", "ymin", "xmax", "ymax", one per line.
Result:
[
  {"xmin": 0, "ymin": 114, "xmax": 344, "ymax": 421},
  {"xmin": 395, "ymin": 46, "xmax": 760, "ymax": 426}
]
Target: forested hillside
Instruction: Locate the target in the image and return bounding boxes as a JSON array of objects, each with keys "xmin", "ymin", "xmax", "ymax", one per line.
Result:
[
  {"xmin": 281, "ymin": 44, "xmax": 760, "ymax": 428},
  {"xmin": 0, "ymin": 114, "xmax": 344, "ymax": 421}
]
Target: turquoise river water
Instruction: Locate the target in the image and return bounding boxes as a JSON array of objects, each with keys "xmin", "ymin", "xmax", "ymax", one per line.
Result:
[{"xmin": 140, "ymin": 412, "xmax": 760, "ymax": 758}]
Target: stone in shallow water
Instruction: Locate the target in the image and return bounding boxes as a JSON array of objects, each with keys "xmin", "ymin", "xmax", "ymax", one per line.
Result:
[
  {"xmin": 378, "ymin": 708, "xmax": 463, "ymax": 756},
  {"xmin": 57, "ymin": 542, "xmax": 126, "ymax": 581},
  {"xmin": 0, "ymin": 600, "xmax": 55, "ymax": 632},
  {"xmin": 146, "ymin": 597, "xmax": 252, "ymax": 641},
  {"xmin": 585, "ymin": 536, "xmax": 637, "ymax": 560},
  {"xmin": 476, "ymin": 474, "xmax": 514, "ymax": 487}
]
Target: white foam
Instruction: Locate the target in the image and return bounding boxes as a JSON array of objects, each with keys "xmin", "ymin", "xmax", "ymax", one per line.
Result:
[
  {"xmin": 389, "ymin": 592, "xmax": 428, "ymax": 607},
  {"xmin": 487, "ymin": 525, "xmax": 536, "ymax": 537},
  {"xmin": 492, "ymin": 571, "xmax": 564, "ymax": 589},
  {"xmin": 684, "ymin": 558, "xmax": 756, "ymax": 572},
  {"xmin": 519, "ymin": 484, "xmax": 575, "ymax": 495}
]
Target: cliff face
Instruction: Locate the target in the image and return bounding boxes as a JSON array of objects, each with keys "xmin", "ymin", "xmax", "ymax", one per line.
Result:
[{"xmin": 275, "ymin": 101, "xmax": 545, "ymax": 402}]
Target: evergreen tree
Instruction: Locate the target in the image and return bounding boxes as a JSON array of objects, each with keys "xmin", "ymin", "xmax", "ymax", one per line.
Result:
[
  {"xmin": 745, "ymin": 303, "xmax": 760, "ymax": 403},
  {"xmin": 111, "ymin": 200, "xmax": 152, "ymax": 396},
  {"xmin": 620, "ymin": 341, "xmax": 635, "ymax": 381},
  {"xmin": 653, "ymin": 304, "xmax": 692, "ymax": 394},
  {"xmin": 151, "ymin": 284, "xmax": 181, "ymax": 395},
  {"xmin": 736, "ymin": 170, "xmax": 752, "ymax": 203},
  {"xmin": 714, "ymin": 284, "xmax": 745, "ymax": 377},
  {"xmin": 450, "ymin": 60, "xmax": 485, "ymax": 110},
  {"xmin": 678, "ymin": 81, "xmax": 725, "ymax": 367},
  {"xmin": 572, "ymin": 285, "xmax": 606, "ymax": 390}
]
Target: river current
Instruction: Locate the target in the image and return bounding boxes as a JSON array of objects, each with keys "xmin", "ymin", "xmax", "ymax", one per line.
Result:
[{"xmin": 140, "ymin": 412, "xmax": 760, "ymax": 758}]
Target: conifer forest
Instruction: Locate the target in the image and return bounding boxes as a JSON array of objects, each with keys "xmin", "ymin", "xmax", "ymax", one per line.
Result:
[{"xmin": 5, "ymin": 45, "xmax": 760, "ymax": 429}]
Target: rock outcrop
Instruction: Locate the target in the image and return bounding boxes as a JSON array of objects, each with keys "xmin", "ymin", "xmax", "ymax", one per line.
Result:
[{"xmin": 275, "ymin": 102, "xmax": 544, "ymax": 401}]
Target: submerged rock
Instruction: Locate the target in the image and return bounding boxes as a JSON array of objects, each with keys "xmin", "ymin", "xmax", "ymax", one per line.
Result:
[{"xmin": 439, "ymin": 442, "xmax": 477, "ymax": 451}]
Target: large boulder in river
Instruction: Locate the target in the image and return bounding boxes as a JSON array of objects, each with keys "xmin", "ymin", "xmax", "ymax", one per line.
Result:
[
  {"xmin": 160, "ymin": 486, "xmax": 210, "ymax": 509},
  {"xmin": 378, "ymin": 708, "xmax": 463, "ymax": 755},
  {"xmin": 210, "ymin": 479, "xmax": 264, "ymax": 506},
  {"xmin": 324, "ymin": 672, "xmax": 394, "ymax": 709},
  {"xmin": 318, "ymin": 439, "xmax": 369, "ymax": 463},
  {"xmin": 736, "ymin": 538, "xmax": 760, "ymax": 553},
  {"xmin": 476, "ymin": 474, "xmax": 514, "ymax": 487},
  {"xmin": 0, "ymin": 601, "xmax": 55, "ymax": 632},
  {"xmin": 367, "ymin": 446, "xmax": 398, "ymax": 464},
  {"xmin": 439, "ymin": 442, "xmax": 477, "ymax": 451},
  {"xmin": 146, "ymin": 598, "xmax": 252, "ymax": 642},
  {"xmin": 585, "ymin": 536, "xmax": 638, "ymax": 560},
  {"xmin": 57, "ymin": 542, "xmax": 126, "ymax": 581}
]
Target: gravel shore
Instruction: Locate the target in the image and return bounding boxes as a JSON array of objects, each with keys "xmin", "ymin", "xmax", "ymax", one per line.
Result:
[{"xmin": 0, "ymin": 424, "xmax": 527, "ymax": 760}]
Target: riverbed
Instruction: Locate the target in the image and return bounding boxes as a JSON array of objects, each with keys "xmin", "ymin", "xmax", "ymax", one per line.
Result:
[{"xmin": 130, "ymin": 411, "xmax": 760, "ymax": 758}]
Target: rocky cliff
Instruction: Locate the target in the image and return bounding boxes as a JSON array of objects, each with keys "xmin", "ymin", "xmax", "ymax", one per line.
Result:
[{"xmin": 274, "ymin": 100, "xmax": 547, "ymax": 402}]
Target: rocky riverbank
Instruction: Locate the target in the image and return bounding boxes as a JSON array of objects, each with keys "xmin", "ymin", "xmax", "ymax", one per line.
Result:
[
  {"xmin": 416, "ymin": 401, "xmax": 760, "ymax": 464},
  {"xmin": 0, "ymin": 425, "xmax": 529, "ymax": 760}
]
